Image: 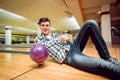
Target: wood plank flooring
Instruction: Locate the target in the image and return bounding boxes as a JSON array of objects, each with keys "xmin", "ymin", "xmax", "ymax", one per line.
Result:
[{"xmin": 0, "ymin": 43, "xmax": 120, "ymax": 80}]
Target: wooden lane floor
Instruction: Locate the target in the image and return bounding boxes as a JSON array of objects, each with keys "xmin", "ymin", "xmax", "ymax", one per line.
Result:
[
  {"xmin": 14, "ymin": 61, "xmax": 108, "ymax": 80},
  {"xmin": 0, "ymin": 54, "xmax": 108, "ymax": 80},
  {"xmin": 0, "ymin": 44, "xmax": 120, "ymax": 80},
  {"xmin": 0, "ymin": 53, "xmax": 36, "ymax": 80}
]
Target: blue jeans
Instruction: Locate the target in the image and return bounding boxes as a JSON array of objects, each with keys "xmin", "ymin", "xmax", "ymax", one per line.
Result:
[{"xmin": 64, "ymin": 20, "xmax": 120, "ymax": 79}]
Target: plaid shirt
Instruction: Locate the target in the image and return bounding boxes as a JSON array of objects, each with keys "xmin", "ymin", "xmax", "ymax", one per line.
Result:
[{"xmin": 35, "ymin": 33, "xmax": 71, "ymax": 63}]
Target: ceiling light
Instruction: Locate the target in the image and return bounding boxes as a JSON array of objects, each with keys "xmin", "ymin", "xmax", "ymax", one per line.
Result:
[
  {"xmin": 97, "ymin": 11, "xmax": 101, "ymax": 14},
  {"xmin": 64, "ymin": 16, "xmax": 80, "ymax": 29},
  {"xmin": 0, "ymin": 8, "xmax": 27, "ymax": 20},
  {"xmin": 14, "ymin": 27, "xmax": 37, "ymax": 32},
  {"xmin": 51, "ymin": 27, "xmax": 56, "ymax": 30}
]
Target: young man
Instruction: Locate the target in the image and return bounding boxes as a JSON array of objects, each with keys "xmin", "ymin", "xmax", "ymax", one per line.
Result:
[{"xmin": 35, "ymin": 17, "xmax": 120, "ymax": 79}]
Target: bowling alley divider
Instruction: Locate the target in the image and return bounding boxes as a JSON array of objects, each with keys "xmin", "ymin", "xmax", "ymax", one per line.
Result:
[
  {"xmin": 0, "ymin": 43, "xmax": 34, "ymax": 48},
  {"xmin": 0, "ymin": 43, "xmax": 34, "ymax": 54},
  {"xmin": 0, "ymin": 49, "xmax": 29, "ymax": 54}
]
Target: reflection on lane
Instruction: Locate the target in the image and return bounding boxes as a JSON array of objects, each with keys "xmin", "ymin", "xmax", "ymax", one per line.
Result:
[{"xmin": 5, "ymin": 47, "xmax": 12, "ymax": 61}]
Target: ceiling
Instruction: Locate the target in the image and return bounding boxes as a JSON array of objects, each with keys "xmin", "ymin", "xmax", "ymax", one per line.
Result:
[{"xmin": 0, "ymin": 0, "xmax": 119, "ymax": 36}]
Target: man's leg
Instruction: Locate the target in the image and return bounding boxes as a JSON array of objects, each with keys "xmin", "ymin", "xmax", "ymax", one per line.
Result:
[
  {"xmin": 65, "ymin": 50, "xmax": 120, "ymax": 79},
  {"xmin": 73, "ymin": 20, "xmax": 119, "ymax": 63},
  {"xmin": 73, "ymin": 20, "xmax": 110, "ymax": 59}
]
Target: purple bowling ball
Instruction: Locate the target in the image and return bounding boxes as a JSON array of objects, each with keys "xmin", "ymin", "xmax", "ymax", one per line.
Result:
[{"xmin": 30, "ymin": 44, "xmax": 48, "ymax": 64}]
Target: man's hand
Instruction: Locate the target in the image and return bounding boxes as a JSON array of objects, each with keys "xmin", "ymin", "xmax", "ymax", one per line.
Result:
[{"xmin": 60, "ymin": 32, "xmax": 70, "ymax": 43}]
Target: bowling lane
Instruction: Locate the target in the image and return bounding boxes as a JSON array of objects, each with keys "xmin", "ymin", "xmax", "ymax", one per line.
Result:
[
  {"xmin": 0, "ymin": 44, "xmax": 37, "ymax": 80},
  {"xmin": 0, "ymin": 52, "xmax": 37, "ymax": 80},
  {"xmin": 0, "ymin": 43, "xmax": 52, "ymax": 80},
  {"xmin": 0, "ymin": 44, "xmax": 120, "ymax": 80},
  {"xmin": 15, "ymin": 61, "xmax": 108, "ymax": 80}
]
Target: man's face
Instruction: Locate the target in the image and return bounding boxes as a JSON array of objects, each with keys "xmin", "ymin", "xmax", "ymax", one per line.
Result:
[{"xmin": 40, "ymin": 21, "xmax": 51, "ymax": 36}]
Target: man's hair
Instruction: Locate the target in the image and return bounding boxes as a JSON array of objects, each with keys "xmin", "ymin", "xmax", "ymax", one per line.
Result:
[{"xmin": 38, "ymin": 17, "xmax": 50, "ymax": 24}]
